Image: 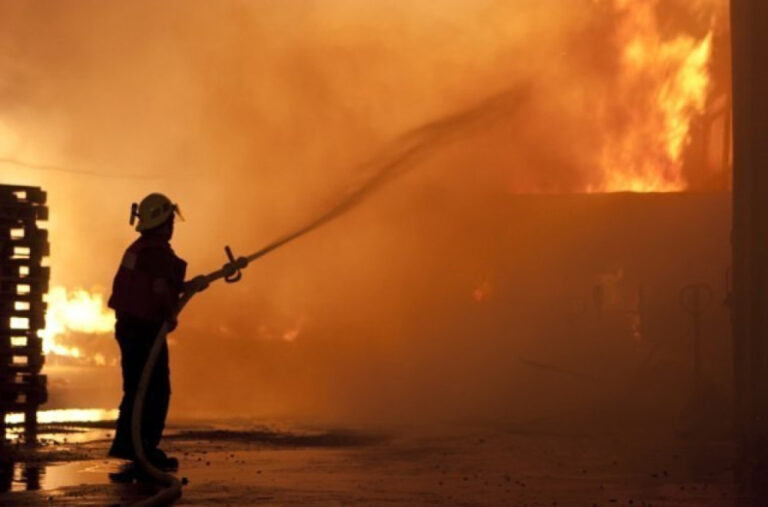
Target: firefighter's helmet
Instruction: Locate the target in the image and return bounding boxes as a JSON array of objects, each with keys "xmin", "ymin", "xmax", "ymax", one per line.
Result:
[{"xmin": 130, "ymin": 193, "xmax": 184, "ymax": 232}]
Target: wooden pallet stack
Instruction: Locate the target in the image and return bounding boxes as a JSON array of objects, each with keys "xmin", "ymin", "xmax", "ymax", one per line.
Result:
[{"xmin": 0, "ymin": 185, "xmax": 49, "ymax": 444}]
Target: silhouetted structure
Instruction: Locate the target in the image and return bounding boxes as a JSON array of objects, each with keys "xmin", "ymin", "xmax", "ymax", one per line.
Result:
[
  {"xmin": 0, "ymin": 185, "xmax": 48, "ymax": 444},
  {"xmin": 731, "ymin": 0, "xmax": 768, "ymax": 467}
]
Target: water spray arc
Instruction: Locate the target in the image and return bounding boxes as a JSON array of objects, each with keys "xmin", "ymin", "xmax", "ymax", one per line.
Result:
[{"xmin": 128, "ymin": 86, "xmax": 530, "ymax": 505}]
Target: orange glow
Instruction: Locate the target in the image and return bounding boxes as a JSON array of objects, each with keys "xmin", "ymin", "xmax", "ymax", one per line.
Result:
[
  {"xmin": 592, "ymin": 0, "xmax": 714, "ymax": 193},
  {"xmin": 5, "ymin": 408, "xmax": 118, "ymax": 425},
  {"xmin": 41, "ymin": 287, "xmax": 115, "ymax": 358},
  {"xmin": 0, "ymin": 0, "xmax": 731, "ymax": 427}
]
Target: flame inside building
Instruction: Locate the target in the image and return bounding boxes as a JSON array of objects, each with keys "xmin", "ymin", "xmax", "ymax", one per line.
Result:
[
  {"xmin": 0, "ymin": 0, "xmax": 732, "ymax": 426},
  {"xmin": 596, "ymin": 0, "xmax": 715, "ymax": 192}
]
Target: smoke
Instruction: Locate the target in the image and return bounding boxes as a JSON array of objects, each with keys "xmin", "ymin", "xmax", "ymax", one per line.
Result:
[{"xmin": 0, "ymin": 0, "xmax": 730, "ymax": 426}]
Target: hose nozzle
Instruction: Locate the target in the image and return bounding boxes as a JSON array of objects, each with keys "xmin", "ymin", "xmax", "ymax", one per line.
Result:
[{"xmin": 223, "ymin": 245, "xmax": 248, "ymax": 283}]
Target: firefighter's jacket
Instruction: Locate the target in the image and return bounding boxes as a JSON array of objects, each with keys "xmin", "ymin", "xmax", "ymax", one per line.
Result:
[{"xmin": 108, "ymin": 236, "xmax": 187, "ymax": 323}]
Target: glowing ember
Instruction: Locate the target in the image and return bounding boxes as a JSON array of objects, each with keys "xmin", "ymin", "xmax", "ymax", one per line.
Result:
[
  {"xmin": 41, "ymin": 287, "xmax": 115, "ymax": 358},
  {"xmin": 282, "ymin": 316, "xmax": 306, "ymax": 343},
  {"xmin": 255, "ymin": 317, "xmax": 307, "ymax": 342},
  {"xmin": 593, "ymin": 0, "xmax": 715, "ymax": 192},
  {"xmin": 472, "ymin": 281, "xmax": 493, "ymax": 303},
  {"xmin": 4, "ymin": 408, "xmax": 118, "ymax": 425}
]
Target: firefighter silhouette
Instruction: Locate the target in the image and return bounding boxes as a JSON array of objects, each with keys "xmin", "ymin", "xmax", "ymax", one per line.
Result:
[{"xmin": 107, "ymin": 193, "xmax": 206, "ymax": 469}]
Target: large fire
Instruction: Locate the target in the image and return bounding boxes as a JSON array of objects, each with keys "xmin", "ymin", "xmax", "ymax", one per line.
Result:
[
  {"xmin": 41, "ymin": 287, "xmax": 115, "ymax": 358},
  {"xmin": 591, "ymin": 0, "xmax": 716, "ymax": 192},
  {"xmin": 5, "ymin": 0, "xmax": 724, "ymax": 366}
]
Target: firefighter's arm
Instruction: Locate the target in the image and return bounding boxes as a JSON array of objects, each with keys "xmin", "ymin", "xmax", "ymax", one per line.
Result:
[
  {"xmin": 181, "ymin": 260, "xmax": 238, "ymax": 295},
  {"xmin": 183, "ymin": 275, "xmax": 209, "ymax": 295}
]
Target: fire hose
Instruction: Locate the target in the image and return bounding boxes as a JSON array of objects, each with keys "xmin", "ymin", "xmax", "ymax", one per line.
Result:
[
  {"xmin": 127, "ymin": 86, "xmax": 529, "ymax": 505},
  {"xmin": 128, "ymin": 248, "xmax": 248, "ymax": 506},
  {"xmin": 129, "ymin": 217, "xmax": 386, "ymax": 505},
  {"xmin": 126, "ymin": 121, "xmax": 431, "ymax": 506},
  {"xmin": 127, "ymin": 168, "xmax": 416, "ymax": 504}
]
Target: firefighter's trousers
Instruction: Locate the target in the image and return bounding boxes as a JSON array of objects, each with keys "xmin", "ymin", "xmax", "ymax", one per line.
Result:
[{"xmin": 109, "ymin": 316, "xmax": 170, "ymax": 460}]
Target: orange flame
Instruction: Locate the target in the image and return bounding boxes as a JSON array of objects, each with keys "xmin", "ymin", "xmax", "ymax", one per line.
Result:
[
  {"xmin": 592, "ymin": 0, "xmax": 714, "ymax": 192},
  {"xmin": 5, "ymin": 408, "xmax": 118, "ymax": 425},
  {"xmin": 41, "ymin": 287, "xmax": 115, "ymax": 358}
]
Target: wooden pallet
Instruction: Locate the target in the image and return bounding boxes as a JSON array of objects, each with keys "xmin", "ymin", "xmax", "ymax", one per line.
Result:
[{"xmin": 0, "ymin": 184, "xmax": 49, "ymax": 444}]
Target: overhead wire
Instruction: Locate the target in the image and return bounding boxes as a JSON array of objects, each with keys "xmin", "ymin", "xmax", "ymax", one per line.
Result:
[{"xmin": 0, "ymin": 156, "xmax": 161, "ymax": 179}]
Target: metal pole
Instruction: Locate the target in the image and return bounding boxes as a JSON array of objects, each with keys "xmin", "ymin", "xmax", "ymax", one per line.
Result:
[
  {"xmin": 730, "ymin": 0, "xmax": 768, "ymax": 466},
  {"xmin": 693, "ymin": 291, "xmax": 701, "ymax": 390}
]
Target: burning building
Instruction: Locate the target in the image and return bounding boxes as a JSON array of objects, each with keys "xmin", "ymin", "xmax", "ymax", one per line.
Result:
[
  {"xmin": 0, "ymin": 0, "xmax": 734, "ymax": 430},
  {"xmin": 2, "ymin": 0, "xmax": 761, "ymax": 504}
]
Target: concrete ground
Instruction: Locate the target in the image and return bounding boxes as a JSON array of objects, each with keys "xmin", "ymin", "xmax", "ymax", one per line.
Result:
[{"xmin": 0, "ymin": 420, "xmax": 753, "ymax": 506}]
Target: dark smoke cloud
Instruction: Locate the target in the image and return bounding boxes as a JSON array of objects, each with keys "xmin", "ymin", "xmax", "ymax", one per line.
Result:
[{"xmin": 0, "ymin": 0, "xmax": 729, "ymax": 425}]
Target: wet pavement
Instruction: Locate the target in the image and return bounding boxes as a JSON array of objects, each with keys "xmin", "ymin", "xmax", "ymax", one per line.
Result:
[{"xmin": 0, "ymin": 421, "xmax": 754, "ymax": 505}]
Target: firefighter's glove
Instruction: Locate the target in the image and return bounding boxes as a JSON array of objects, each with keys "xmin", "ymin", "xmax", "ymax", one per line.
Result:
[{"xmin": 185, "ymin": 275, "xmax": 210, "ymax": 294}]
